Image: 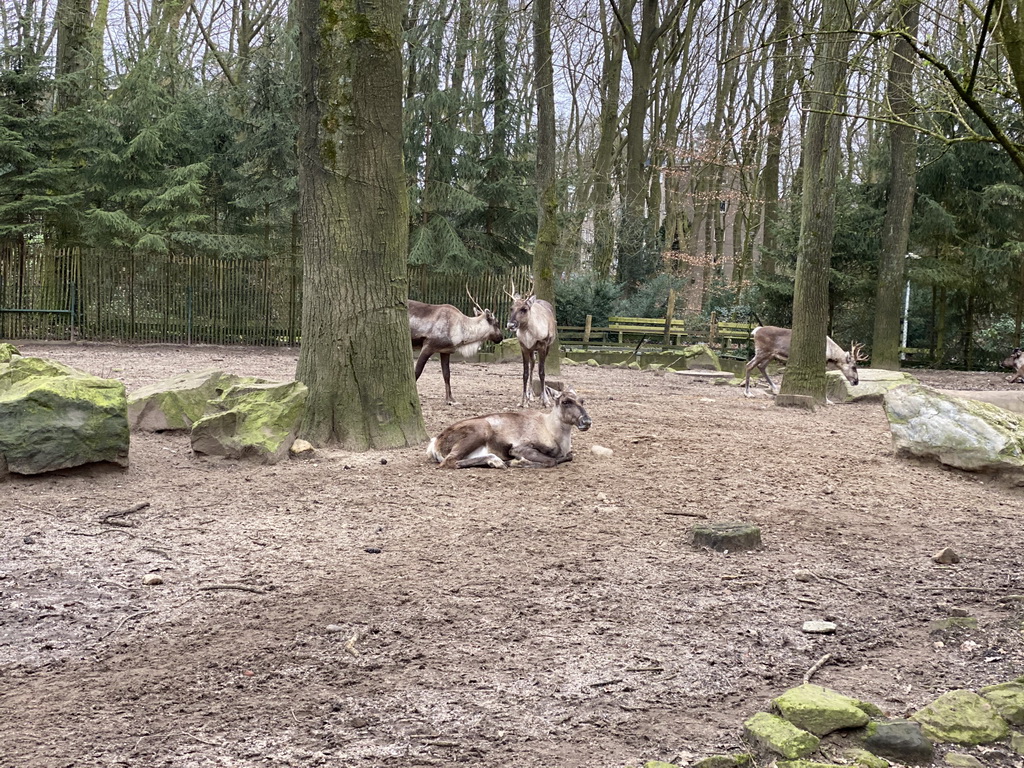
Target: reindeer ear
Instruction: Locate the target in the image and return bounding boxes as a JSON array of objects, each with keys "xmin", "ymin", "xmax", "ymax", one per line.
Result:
[
  {"xmin": 545, "ymin": 386, "xmax": 560, "ymax": 402},
  {"xmin": 526, "ymin": 296, "xmax": 537, "ymax": 307}
]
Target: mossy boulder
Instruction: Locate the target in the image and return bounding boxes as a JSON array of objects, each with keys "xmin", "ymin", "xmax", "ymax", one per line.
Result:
[
  {"xmin": 845, "ymin": 748, "xmax": 889, "ymax": 768},
  {"xmin": 0, "ymin": 355, "xmax": 129, "ymax": 476},
  {"xmin": 678, "ymin": 343, "xmax": 721, "ymax": 371},
  {"xmin": 883, "ymin": 385, "xmax": 1024, "ymax": 472},
  {"xmin": 980, "ymin": 678, "xmax": 1024, "ymax": 726},
  {"xmin": 0, "ymin": 342, "xmax": 20, "ymax": 362},
  {"xmin": 190, "ymin": 380, "xmax": 307, "ymax": 463},
  {"xmin": 128, "ymin": 370, "xmax": 264, "ymax": 431},
  {"xmin": 694, "ymin": 755, "xmax": 752, "ymax": 768},
  {"xmin": 826, "ymin": 368, "xmax": 918, "ymax": 403},
  {"xmin": 911, "ymin": 690, "xmax": 1010, "ymax": 744},
  {"xmin": 743, "ymin": 711, "xmax": 820, "ymax": 759},
  {"xmin": 776, "ymin": 762, "xmax": 846, "ymax": 768},
  {"xmin": 773, "ymin": 684, "xmax": 871, "ymax": 736}
]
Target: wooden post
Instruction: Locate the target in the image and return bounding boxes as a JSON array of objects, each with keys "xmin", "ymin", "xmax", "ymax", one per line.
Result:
[
  {"xmin": 663, "ymin": 289, "xmax": 677, "ymax": 347},
  {"xmin": 583, "ymin": 314, "xmax": 592, "ymax": 343},
  {"xmin": 709, "ymin": 310, "xmax": 718, "ymax": 348}
]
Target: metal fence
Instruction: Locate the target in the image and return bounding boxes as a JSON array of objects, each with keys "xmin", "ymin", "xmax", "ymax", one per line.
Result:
[{"xmin": 0, "ymin": 246, "xmax": 529, "ymax": 346}]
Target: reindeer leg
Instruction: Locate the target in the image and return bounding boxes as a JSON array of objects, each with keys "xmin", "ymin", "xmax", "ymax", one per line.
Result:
[
  {"xmin": 439, "ymin": 437, "xmax": 508, "ymax": 469},
  {"xmin": 744, "ymin": 353, "xmax": 772, "ymax": 397},
  {"xmin": 508, "ymin": 444, "xmax": 568, "ymax": 468},
  {"xmin": 519, "ymin": 346, "xmax": 532, "ymax": 407},
  {"xmin": 439, "ymin": 353, "xmax": 458, "ymax": 405},
  {"xmin": 413, "ymin": 346, "xmax": 433, "ymax": 380},
  {"xmin": 762, "ymin": 364, "xmax": 779, "ymax": 395},
  {"xmin": 537, "ymin": 346, "xmax": 551, "ymax": 406}
]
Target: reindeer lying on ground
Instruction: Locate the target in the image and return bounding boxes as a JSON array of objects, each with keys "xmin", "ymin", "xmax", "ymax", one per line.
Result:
[
  {"xmin": 426, "ymin": 387, "xmax": 592, "ymax": 469},
  {"xmin": 744, "ymin": 325, "xmax": 867, "ymax": 397},
  {"xmin": 506, "ymin": 279, "xmax": 557, "ymax": 408},
  {"xmin": 409, "ymin": 288, "xmax": 505, "ymax": 405},
  {"xmin": 1002, "ymin": 348, "xmax": 1024, "ymax": 383}
]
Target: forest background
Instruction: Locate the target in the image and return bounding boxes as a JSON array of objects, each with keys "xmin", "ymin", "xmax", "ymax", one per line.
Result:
[{"xmin": 2, "ymin": 0, "xmax": 1024, "ymax": 369}]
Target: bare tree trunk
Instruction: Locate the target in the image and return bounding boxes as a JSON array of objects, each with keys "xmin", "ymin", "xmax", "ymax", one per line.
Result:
[
  {"xmin": 759, "ymin": 0, "xmax": 793, "ymax": 277},
  {"xmin": 871, "ymin": 0, "xmax": 919, "ymax": 370},
  {"xmin": 54, "ymin": 0, "xmax": 92, "ymax": 109},
  {"xmin": 591, "ymin": 0, "xmax": 627, "ymax": 279},
  {"xmin": 295, "ymin": 0, "xmax": 426, "ymax": 449},
  {"xmin": 782, "ymin": 0, "xmax": 854, "ymax": 401}
]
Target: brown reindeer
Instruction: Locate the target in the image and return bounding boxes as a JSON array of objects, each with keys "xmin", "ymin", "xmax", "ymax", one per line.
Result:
[
  {"xmin": 409, "ymin": 287, "xmax": 505, "ymax": 405},
  {"xmin": 744, "ymin": 325, "xmax": 867, "ymax": 397},
  {"xmin": 1001, "ymin": 348, "xmax": 1024, "ymax": 383},
  {"xmin": 426, "ymin": 387, "xmax": 591, "ymax": 469},
  {"xmin": 506, "ymin": 279, "xmax": 557, "ymax": 408}
]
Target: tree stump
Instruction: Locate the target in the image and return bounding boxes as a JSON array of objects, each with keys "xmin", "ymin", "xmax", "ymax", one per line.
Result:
[{"xmin": 691, "ymin": 521, "xmax": 762, "ymax": 552}]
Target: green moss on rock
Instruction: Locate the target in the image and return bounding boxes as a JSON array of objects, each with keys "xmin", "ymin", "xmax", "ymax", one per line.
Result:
[
  {"xmin": 911, "ymin": 690, "xmax": 1010, "ymax": 744},
  {"xmin": 0, "ymin": 342, "xmax": 19, "ymax": 362},
  {"xmin": 980, "ymin": 679, "xmax": 1024, "ymax": 725},
  {"xmin": 743, "ymin": 711, "xmax": 820, "ymax": 759},
  {"xmin": 773, "ymin": 684, "xmax": 871, "ymax": 736}
]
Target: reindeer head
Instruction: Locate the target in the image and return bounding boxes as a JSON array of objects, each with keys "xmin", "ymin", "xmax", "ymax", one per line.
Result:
[
  {"xmin": 466, "ymin": 285, "xmax": 505, "ymax": 343},
  {"xmin": 550, "ymin": 387, "xmax": 592, "ymax": 431},
  {"xmin": 1001, "ymin": 348, "xmax": 1024, "ymax": 369},
  {"xmin": 506, "ymin": 277, "xmax": 537, "ymax": 332},
  {"xmin": 839, "ymin": 342, "xmax": 868, "ymax": 385}
]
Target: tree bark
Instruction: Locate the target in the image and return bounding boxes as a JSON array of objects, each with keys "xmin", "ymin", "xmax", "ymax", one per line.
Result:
[
  {"xmin": 295, "ymin": 0, "xmax": 426, "ymax": 449},
  {"xmin": 759, "ymin": 0, "xmax": 793, "ymax": 277},
  {"xmin": 533, "ymin": 0, "xmax": 559, "ymax": 373},
  {"xmin": 781, "ymin": 0, "xmax": 854, "ymax": 401},
  {"xmin": 871, "ymin": 0, "xmax": 919, "ymax": 370}
]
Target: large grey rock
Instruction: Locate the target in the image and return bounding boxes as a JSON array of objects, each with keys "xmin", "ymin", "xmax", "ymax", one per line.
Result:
[
  {"xmin": 883, "ymin": 385, "xmax": 1024, "ymax": 472},
  {"xmin": 191, "ymin": 380, "xmax": 307, "ymax": 463},
  {"xmin": 743, "ymin": 711, "xmax": 820, "ymax": 759},
  {"xmin": 128, "ymin": 370, "xmax": 263, "ymax": 431},
  {"xmin": 0, "ymin": 356, "xmax": 129, "ymax": 476},
  {"xmin": 827, "ymin": 368, "xmax": 919, "ymax": 403}
]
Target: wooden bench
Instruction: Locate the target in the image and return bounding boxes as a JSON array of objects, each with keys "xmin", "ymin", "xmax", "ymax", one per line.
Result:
[
  {"xmin": 607, "ymin": 316, "xmax": 688, "ymax": 346},
  {"xmin": 712, "ymin": 319, "xmax": 756, "ymax": 354}
]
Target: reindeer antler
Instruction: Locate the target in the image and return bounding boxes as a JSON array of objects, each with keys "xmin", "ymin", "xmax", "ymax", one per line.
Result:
[
  {"xmin": 850, "ymin": 342, "xmax": 868, "ymax": 362},
  {"xmin": 506, "ymin": 276, "xmax": 519, "ymax": 299},
  {"xmin": 465, "ymin": 284, "xmax": 484, "ymax": 313}
]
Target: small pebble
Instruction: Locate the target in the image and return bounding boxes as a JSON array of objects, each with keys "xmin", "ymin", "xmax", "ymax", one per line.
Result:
[
  {"xmin": 325, "ymin": 624, "xmax": 345, "ymax": 633},
  {"xmin": 364, "ymin": 547, "xmax": 382, "ymax": 554},
  {"xmin": 142, "ymin": 573, "xmax": 163, "ymax": 586},
  {"xmin": 794, "ymin": 569, "xmax": 814, "ymax": 582},
  {"xmin": 933, "ymin": 547, "xmax": 961, "ymax": 564},
  {"xmin": 591, "ymin": 445, "xmax": 614, "ymax": 458}
]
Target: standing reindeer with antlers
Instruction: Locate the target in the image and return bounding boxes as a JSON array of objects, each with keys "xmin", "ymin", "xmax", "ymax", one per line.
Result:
[
  {"xmin": 408, "ymin": 287, "xmax": 505, "ymax": 405},
  {"xmin": 743, "ymin": 325, "xmax": 867, "ymax": 397},
  {"xmin": 506, "ymin": 278, "xmax": 557, "ymax": 408}
]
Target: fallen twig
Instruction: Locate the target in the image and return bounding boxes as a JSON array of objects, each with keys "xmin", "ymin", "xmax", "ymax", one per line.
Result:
[
  {"xmin": 662, "ymin": 510, "xmax": 708, "ymax": 518},
  {"xmin": 625, "ymin": 666, "xmax": 664, "ymax": 673},
  {"xmin": 344, "ymin": 633, "xmax": 360, "ymax": 657},
  {"xmin": 590, "ymin": 678, "xmax": 623, "ymax": 688},
  {"xmin": 101, "ymin": 501, "xmax": 150, "ymax": 524},
  {"xmin": 99, "ymin": 609, "xmax": 153, "ymax": 641},
  {"xmin": 803, "ymin": 652, "xmax": 833, "ymax": 685},
  {"xmin": 198, "ymin": 583, "xmax": 266, "ymax": 594}
]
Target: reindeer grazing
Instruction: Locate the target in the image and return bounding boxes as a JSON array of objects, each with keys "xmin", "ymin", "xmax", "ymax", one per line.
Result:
[
  {"xmin": 1002, "ymin": 348, "xmax": 1024, "ymax": 383},
  {"xmin": 427, "ymin": 387, "xmax": 591, "ymax": 469},
  {"xmin": 506, "ymin": 279, "xmax": 558, "ymax": 408},
  {"xmin": 409, "ymin": 287, "xmax": 505, "ymax": 405},
  {"xmin": 744, "ymin": 325, "xmax": 867, "ymax": 397}
]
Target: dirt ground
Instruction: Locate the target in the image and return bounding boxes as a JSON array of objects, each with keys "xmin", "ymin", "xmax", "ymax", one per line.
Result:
[{"xmin": 2, "ymin": 341, "xmax": 1023, "ymax": 768}]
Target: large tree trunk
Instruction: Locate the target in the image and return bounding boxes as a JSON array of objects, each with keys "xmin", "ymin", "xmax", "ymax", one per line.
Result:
[
  {"xmin": 871, "ymin": 0, "xmax": 919, "ymax": 370},
  {"xmin": 54, "ymin": 0, "xmax": 92, "ymax": 110},
  {"xmin": 533, "ymin": 0, "xmax": 560, "ymax": 373},
  {"xmin": 295, "ymin": 0, "xmax": 426, "ymax": 450},
  {"xmin": 781, "ymin": 0, "xmax": 854, "ymax": 401}
]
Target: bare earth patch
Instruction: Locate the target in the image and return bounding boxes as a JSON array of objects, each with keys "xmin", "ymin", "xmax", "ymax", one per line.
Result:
[{"xmin": 2, "ymin": 342, "xmax": 1023, "ymax": 768}]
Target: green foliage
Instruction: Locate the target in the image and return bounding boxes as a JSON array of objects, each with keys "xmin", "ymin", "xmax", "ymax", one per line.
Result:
[
  {"xmin": 554, "ymin": 273, "xmax": 620, "ymax": 326},
  {"xmin": 612, "ymin": 273, "xmax": 686, "ymax": 318}
]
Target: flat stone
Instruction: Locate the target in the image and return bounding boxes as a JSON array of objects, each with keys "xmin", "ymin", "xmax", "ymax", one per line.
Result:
[
  {"xmin": 802, "ymin": 621, "xmax": 837, "ymax": 634},
  {"xmin": 693, "ymin": 756, "xmax": 752, "ymax": 768},
  {"xmin": 844, "ymin": 748, "xmax": 890, "ymax": 768},
  {"xmin": 943, "ymin": 754, "xmax": 984, "ymax": 768},
  {"xmin": 980, "ymin": 679, "xmax": 1024, "ymax": 725},
  {"xmin": 692, "ymin": 521, "xmax": 762, "ymax": 552}
]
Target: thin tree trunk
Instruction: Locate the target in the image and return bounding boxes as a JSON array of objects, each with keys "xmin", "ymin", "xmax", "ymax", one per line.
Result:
[
  {"xmin": 534, "ymin": 0, "xmax": 559, "ymax": 373},
  {"xmin": 759, "ymin": 0, "xmax": 792, "ymax": 277},
  {"xmin": 295, "ymin": 0, "xmax": 426, "ymax": 449},
  {"xmin": 872, "ymin": 0, "xmax": 919, "ymax": 370}
]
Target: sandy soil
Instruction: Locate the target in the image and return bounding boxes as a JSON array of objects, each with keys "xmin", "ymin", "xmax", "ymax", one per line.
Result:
[{"xmin": 2, "ymin": 342, "xmax": 1023, "ymax": 768}]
